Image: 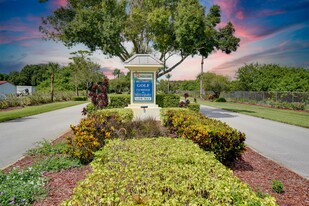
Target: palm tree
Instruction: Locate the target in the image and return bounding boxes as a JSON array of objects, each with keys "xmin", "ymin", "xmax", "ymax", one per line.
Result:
[
  {"xmin": 166, "ymin": 73, "xmax": 172, "ymax": 93},
  {"xmin": 113, "ymin": 69, "xmax": 121, "ymax": 79},
  {"xmin": 47, "ymin": 62, "xmax": 59, "ymax": 102}
]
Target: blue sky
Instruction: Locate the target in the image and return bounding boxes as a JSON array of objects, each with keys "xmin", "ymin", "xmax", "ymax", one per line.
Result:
[{"xmin": 0, "ymin": 0, "xmax": 308, "ymax": 80}]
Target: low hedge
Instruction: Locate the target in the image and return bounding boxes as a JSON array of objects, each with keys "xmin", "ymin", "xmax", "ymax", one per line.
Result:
[
  {"xmin": 161, "ymin": 108, "xmax": 246, "ymax": 164},
  {"xmin": 156, "ymin": 94, "xmax": 180, "ymax": 108},
  {"xmin": 108, "ymin": 94, "xmax": 130, "ymax": 108},
  {"xmin": 187, "ymin": 103, "xmax": 200, "ymax": 112},
  {"xmin": 62, "ymin": 138, "xmax": 276, "ymax": 205},
  {"xmin": 72, "ymin": 96, "xmax": 87, "ymax": 101}
]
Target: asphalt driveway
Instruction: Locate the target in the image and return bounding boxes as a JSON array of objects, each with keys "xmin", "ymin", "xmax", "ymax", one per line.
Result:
[
  {"xmin": 0, "ymin": 103, "xmax": 87, "ymax": 169},
  {"xmin": 200, "ymin": 105, "xmax": 309, "ymax": 179}
]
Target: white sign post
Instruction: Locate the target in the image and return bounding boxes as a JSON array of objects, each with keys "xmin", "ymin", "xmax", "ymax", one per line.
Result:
[{"xmin": 124, "ymin": 54, "xmax": 163, "ymax": 120}]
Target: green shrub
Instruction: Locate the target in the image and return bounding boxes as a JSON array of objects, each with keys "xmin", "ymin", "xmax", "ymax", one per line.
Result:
[
  {"xmin": 156, "ymin": 94, "xmax": 180, "ymax": 107},
  {"xmin": 32, "ymin": 156, "xmax": 80, "ymax": 172},
  {"xmin": 268, "ymin": 101, "xmax": 305, "ymax": 110},
  {"xmin": 187, "ymin": 103, "xmax": 200, "ymax": 112},
  {"xmin": 0, "ymin": 167, "xmax": 46, "ymax": 205},
  {"xmin": 272, "ymin": 179, "xmax": 284, "ymax": 194},
  {"xmin": 161, "ymin": 108, "xmax": 246, "ymax": 164},
  {"xmin": 108, "ymin": 94, "xmax": 130, "ymax": 108},
  {"xmin": 62, "ymin": 138, "xmax": 277, "ymax": 206},
  {"xmin": 0, "ymin": 136, "xmax": 81, "ymax": 206},
  {"xmin": 72, "ymin": 96, "xmax": 87, "ymax": 101},
  {"xmin": 116, "ymin": 118, "xmax": 167, "ymax": 139},
  {"xmin": 0, "ymin": 92, "xmax": 77, "ymax": 110},
  {"xmin": 84, "ymin": 103, "xmax": 95, "ymax": 115},
  {"xmin": 214, "ymin": 97, "xmax": 227, "ymax": 102},
  {"xmin": 26, "ymin": 140, "xmax": 68, "ymax": 156}
]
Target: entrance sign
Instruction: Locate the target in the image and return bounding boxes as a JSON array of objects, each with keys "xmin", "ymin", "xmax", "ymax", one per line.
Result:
[
  {"xmin": 133, "ymin": 72, "xmax": 153, "ymax": 103},
  {"xmin": 124, "ymin": 54, "xmax": 163, "ymax": 120}
]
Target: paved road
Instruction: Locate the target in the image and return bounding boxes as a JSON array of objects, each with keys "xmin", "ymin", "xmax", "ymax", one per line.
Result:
[
  {"xmin": 0, "ymin": 103, "xmax": 87, "ymax": 169},
  {"xmin": 200, "ymin": 105, "xmax": 309, "ymax": 179}
]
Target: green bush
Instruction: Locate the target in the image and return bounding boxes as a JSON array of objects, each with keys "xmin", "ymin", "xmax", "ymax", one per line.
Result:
[
  {"xmin": 272, "ymin": 179, "xmax": 284, "ymax": 194},
  {"xmin": 84, "ymin": 103, "xmax": 95, "ymax": 115},
  {"xmin": 0, "ymin": 137, "xmax": 81, "ymax": 206},
  {"xmin": 72, "ymin": 96, "xmax": 87, "ymax": 101},
  {"xmin": 187, "ymin": 103, "xmax": 200, "ymax": 112},
  {"xmin": 267, "ymin": 101, "xmax": 305, "ymax": 110},
  {"xmin": 0, "ymin": 167, "xmax": 46, "ymax": 205},
  {"xmin": 62, "ymin": 138, "xmax": 277, "ymax": 206},
  {"xmin": 26, "ymin": 140, "xmax": 68, "ymax": 156},
  {"xmin": 161, "ymin": 108, "xmax": 246, "ymax": 164},
  {"xmin": 108, "ymin": 94, "xmax": 130, "ymax": 108},
  {"xmin": 214, "ymin": 97, "xmax": 227, "ymax": 102},
  {"xmin": 0, "ymin": 92, "xmax": 77, "ymax": 109},
  {"xmin": 156, "ymin": 94, "xmax": 180, "ymax": 107}
]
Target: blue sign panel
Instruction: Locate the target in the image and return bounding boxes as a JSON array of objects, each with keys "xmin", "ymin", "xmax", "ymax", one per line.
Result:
[{"xmin": 133, "ymin": 73, "xmax": 153, "ymax": 103}]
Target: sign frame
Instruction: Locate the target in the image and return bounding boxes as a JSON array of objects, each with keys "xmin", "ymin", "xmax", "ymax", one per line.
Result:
[{"xmin": 132, "ymin": 71, "xmax": 154, "ymax": 103}]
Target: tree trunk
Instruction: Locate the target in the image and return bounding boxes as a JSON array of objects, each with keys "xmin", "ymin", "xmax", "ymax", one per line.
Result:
[
  {"xmin": 200, "ymin": 56, "xmax": 204, "ymax": 99},
  {"xmin": 75, "ymin": 73, "xmax": 79, "ymax": 96},
  {"xmin": 51, "ymin": 72, "xmax": 54, "ymax": 102}
]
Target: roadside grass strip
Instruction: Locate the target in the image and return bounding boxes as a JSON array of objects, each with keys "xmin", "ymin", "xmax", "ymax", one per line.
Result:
[
  {"xmin": 0, "ymin": 101, "xmax": 87, "ymax": 122},
  {"xmin": 199, "ymin": 100, "xmax": 309, "ymax": 128},
  {"xmin": 62, "ymin": 138, "xmax": 277, "ymax": 205}
]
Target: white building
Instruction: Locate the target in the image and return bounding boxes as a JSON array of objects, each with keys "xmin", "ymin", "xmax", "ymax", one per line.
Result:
[
  {"xmin": 16, "ymin": 86, "xmax": 36, "ymax": 95},
  {"xmin": 0, "ymin": 81, "xmax": 16, "ymax": 98}
]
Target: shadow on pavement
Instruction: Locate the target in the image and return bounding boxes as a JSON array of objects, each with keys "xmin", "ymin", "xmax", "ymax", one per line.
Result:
[
  {"xmin": 200, "ymin": 108, "xmax": 237, "ymax": 118},
  {"xmin": 222, "ymin": 108, "xmax": 256, "ymax": 114},
  {"xmin": 5, "ymin": 116, "xmax": 37, "ymax": 123}
]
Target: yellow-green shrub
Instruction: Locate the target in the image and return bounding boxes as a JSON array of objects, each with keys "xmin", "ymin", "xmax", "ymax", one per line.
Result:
[
  {"xmin": 161, "ymin": 108, "xmax": 246, "ymax": 164},
  {"xmin": 67, "ymin": 109, "xmax": 133, "ymax": 163},
  {"xmin": 62, "ymin": 138, "xmax": 277, "ymax": 205}
]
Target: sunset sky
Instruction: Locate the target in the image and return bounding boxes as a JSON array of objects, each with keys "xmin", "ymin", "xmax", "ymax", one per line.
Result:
[{"xmin": 0, "ymin": 0, "xmax": 308, "ymax": 80}]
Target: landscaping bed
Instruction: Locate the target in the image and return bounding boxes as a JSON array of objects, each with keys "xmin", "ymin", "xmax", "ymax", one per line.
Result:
[{"xmin": 2, "ymin": 108, "xmax": 309, "ymax": 205}]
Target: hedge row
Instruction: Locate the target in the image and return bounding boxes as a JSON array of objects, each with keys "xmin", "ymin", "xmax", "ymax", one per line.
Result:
[
  {"xmin": 0, "ymin": 92, "xmax": 77, "ymax": 109},
  {"xmin": 156, "ymin": 94, "xmax": 180, "ymax": 107},
  {"xmin": 107, "ymin": 94, "xmax": 181, "ymax": 108},
  {"xmin": 62, "ymin": 138, "xmax": 276, "ymax": 205},
  {"xmin": 161, "ymin": 108, "xmax": 246, "ymax": 164},
  {"xmin": 108, "ymin": 94, "xmax": 130, "ymax": 108}
]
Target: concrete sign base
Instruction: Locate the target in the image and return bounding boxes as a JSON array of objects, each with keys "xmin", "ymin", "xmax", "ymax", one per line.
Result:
[
  {"xmin": 126, "ymin": 104, "xmax": 161, "ymax": 121},
  {"xmin": 124, "ymin": 54, "xmax": 163, "ymax": 121}
]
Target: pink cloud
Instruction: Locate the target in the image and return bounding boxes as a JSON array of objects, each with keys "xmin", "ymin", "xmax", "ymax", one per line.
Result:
[
  {"xmin": 236, "ymin": 10, "xmax": 244, "ymax": 20},
  {"xmin": 53, "ymin": 0, "xmax": 67, "ymax": 7},
  {"xmin": 278, "ymin": 40, "xmax": 289, "ymax": 48},
  {"xmin": 0, "ymin": 17, "xmax": 43, "ymax": 45}
]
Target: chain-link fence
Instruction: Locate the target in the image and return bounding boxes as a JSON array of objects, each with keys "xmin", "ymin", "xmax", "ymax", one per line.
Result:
[{"xmin": 221, "ymin": 91, "xmax": 309, "ymax": 104}]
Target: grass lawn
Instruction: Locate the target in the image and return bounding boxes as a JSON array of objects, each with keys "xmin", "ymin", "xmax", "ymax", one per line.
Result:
[
  {"xmin": 196, "ymin": 99, "xmax": 309, "ymax": 128},
  {"xmin": 0, "ymin": 101, "xmax": 87, "ymax": 123}
]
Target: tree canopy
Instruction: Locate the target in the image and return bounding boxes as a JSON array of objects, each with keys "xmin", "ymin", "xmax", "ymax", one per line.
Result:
[
  {"xmin": 40, "ymin": 0, "xmax": 240, "ymax": 78},
  {"xmin": 234, "ymin": 63, "xmax": 309, "ymax": 92},
  {"xmin": 198, "ymin": 72, "xmax": 230, "ymax": 98}
]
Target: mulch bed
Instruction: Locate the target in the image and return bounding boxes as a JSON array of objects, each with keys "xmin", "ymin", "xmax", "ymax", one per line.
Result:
[
  {"xmin": 232, "ymin": 147, "xmax": 309, "ymax": 206},
  {"xmin": 3, "ymin": 131, "xmax": 309, "ymax": 206}
]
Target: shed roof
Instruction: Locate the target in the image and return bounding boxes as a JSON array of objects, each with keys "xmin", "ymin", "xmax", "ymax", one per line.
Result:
[
  {"xmin": 124, "ymin": 54, "xmax": 163, "ymax": 67},
  {"xmin": 0, "ymin": 81, "xmax": 8, "ymax": 85}
]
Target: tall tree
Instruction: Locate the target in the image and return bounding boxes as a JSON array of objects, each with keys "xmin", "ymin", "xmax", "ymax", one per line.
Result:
[
  {"xmin": 165, "ymin": 73, "xmax": 172, "ymax": 93},
  {"xmin": 69, "ymin": 50, "xmax": 103, "ymax": 95},
  {"xmin": 40, "ymin": 0, "xmax": 240, "ymax": 78},
  {"xmin": 112, "ymin": 69, "xmax": 122, "ymax": 79},
  {"xmin": 47, "ymin": 63, "xmax": 60, "ymax": 102},
  {"xmin": 234, "ymin": 63, "xmax": 309, "ymax": 92},
  {"xmin": 198, "ymin": 72, "xmax": 230, "ymax": 98}
]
